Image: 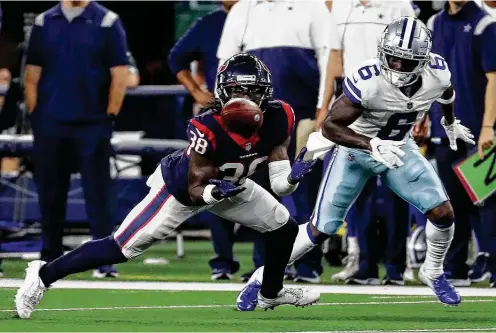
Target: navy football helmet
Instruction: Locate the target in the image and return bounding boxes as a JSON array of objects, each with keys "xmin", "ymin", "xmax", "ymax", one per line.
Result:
[{"xmin": 216, "ymin": 53, "xmax": 273, "ymax": 107}]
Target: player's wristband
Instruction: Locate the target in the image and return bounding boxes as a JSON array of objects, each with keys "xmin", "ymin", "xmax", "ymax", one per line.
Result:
[
  {"xmin": 202, "ymin": 184, "xmax": 221, "ymax": 205},
  {"xmin": 287, "ymin": 174, "xmax": 298, "ymax": 185},
  {"xmin": 436, "ymin": 90, "xmax": 455, "ymax": 105}
]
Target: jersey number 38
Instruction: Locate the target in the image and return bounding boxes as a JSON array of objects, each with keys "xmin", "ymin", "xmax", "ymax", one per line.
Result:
[
  {"xmin": 219, "ymin": 157, "xmax": 268, "ymax": 184},
  {"xmin": 187, "ymin": 127, "xmax": 268, "ymax": 184}
]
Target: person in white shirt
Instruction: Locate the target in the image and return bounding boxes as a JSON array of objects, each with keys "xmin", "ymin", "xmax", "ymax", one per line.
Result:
[
  {"xmin": 217, "ymin": 0, "xmax": 332, "ymax": 283},
  {"xmin": 475, "ymin": 0, "xmax": 496, "ymax": 16},
  {"xmin": 317, "ymin": 0, "xmax": 417, "ymax": 286}
]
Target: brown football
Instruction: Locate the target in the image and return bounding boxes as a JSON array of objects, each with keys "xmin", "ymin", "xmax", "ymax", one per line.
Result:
[{"xmin": 220, "ymin": 98, "xmax": 264, "ymax": 137}]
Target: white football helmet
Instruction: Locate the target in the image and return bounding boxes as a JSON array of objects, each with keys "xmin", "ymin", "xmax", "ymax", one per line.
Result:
[{"xmin": 378, "ymin": 16, "xmax": 432, "ymax": 87}]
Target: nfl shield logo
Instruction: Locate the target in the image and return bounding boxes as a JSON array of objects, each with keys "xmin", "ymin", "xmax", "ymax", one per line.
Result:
[
  {"xmin": 407, "ymin": 102, "xmax": 414, "ymax": 110},
  {"xmin": 245, "ymin": 142, "xmax": 252, "ymax": 151}
]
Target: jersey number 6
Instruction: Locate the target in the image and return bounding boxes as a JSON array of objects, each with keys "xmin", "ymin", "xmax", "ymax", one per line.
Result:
[
  {"xmin": 429, "ymin": 56, "xmax": 446, "ymax": 70},
  {"xmin": 377, "ymin": 112, "xmax": 419, "ymax": 141},
  {"xmin": 219, "ymin": 157, "xmax": 268, "ymax": 184},
  {"xmin": 355, "ymin": 64, "xmax": 380, "ymax": 82}
]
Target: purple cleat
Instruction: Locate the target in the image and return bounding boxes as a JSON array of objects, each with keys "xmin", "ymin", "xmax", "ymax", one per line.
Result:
[
  {"xmin": 419, "ymin": 264, "xmax": 462, "ymax": 306},
  {"xmin": 236, "ymin": 267, "xmax": 264, "ymax": 311}
]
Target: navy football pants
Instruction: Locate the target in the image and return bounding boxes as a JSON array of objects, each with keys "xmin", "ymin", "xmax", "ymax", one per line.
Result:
[{"xmin": 33, "ymin": 133, "xmax": 115, "ymax": 261}]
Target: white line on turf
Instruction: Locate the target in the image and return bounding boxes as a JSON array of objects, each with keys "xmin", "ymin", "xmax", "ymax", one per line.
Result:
[
  {"xmin": 0, "ymin": 299, "xmax": 493, "ymax": 313},
  {"xmin": 371, "ymin": 296, "xmax": 433, "ymax": 299},
  {"xmin": 283, "ymin": 329, "xmax": 496, "ymax": 333},
  {"xmin": 2, "ymin": 279, "xmax": 496, "ymax": 297}
]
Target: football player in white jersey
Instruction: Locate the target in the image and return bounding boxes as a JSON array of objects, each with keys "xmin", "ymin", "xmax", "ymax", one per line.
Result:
[{"xmin": 237, "ymin": 16, "xmax": 475, "ymax": 311}]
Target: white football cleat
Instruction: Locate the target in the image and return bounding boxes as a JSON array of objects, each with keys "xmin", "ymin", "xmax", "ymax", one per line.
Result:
[
  {"xmin": 15, "ymin": 260, "xmax": 47, "ymax": 319},
  {"xmin": 258, "ymin": 287, "xmax": 320, "ymax": 310},
  {"xmin": 331, "ymin": 252, "xmax": 359, "ymax": 281}
]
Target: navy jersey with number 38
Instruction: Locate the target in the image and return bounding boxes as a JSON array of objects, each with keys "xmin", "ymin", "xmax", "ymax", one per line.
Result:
[{"xmin": 160, "ymin": 99, "xmax": 295, "ymax": 206}]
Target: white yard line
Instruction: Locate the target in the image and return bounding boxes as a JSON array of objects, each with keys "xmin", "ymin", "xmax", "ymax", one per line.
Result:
[
  {"xmin": 1, "ymin": 279, "xmax": 496, "ymax": 297},
  {"xmin": 282, "ymin": 329, "xmax": 496, "ymax": 333},
  {"xmin": 0, "ymin": 299, "xmax": 493, "ymax": 313},
  {"xmin": 371, "ymin": 296, "xmax": 434, "ymax": 299}
]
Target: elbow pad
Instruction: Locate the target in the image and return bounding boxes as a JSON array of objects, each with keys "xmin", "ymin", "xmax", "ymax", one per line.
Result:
[
  {"xmin": 306, "ymin": 130, "xmax": 335, "ymax": 160},
  {"xmin": 269, "ymin": 160, "xmax": 298, "ymax": 196}
]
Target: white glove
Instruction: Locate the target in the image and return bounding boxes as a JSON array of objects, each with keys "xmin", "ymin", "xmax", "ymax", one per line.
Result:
[
  {"xmin": 440, "ymin": 117, "xmax": 476, "ymax": 151},
  {"xmin": 369, "ymin": 137, "xmax": 406, "ymax": 169},
  {"xmin": 305, "ymin": 130, "xmax": 335, "ymax": 160}
]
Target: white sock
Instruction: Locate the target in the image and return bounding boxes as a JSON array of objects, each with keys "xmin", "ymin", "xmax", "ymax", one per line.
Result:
[
  {"xmin": 348, "ymin": 236, "xmax": 359, "ymax": 255},
  {"xmin": 424, "ymin": 220, "xmax": 454, "ymax": 279},
  {"xmin": 287, "ymin": 222, "xmax": 318, "ymax": 266}
]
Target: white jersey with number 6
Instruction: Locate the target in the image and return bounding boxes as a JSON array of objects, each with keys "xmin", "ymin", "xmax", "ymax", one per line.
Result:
[{"xmin": 342, "ymin": 53, "xmax": 452, "ymax": 141}]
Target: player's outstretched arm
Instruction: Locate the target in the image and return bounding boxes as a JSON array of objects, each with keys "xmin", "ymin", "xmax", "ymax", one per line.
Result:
[
  {"xmin": 188, "ymin": 151, "xmax": 220, "ymax": 205},
  {"xmin": 188, "ymin": 151, "xmax": 246, "ymax": 204},
  {"xmin": 439, "ymin": 85, "xmax": 475, "ymax": 151},
  {"xmin": 267, "ymin": 137, "xmax": 316, "ymax": 196},
  {"xmin": 322, "ymin": 94, "xmax": 372, "ymax": 151},
  {"xmin": 438, "ymin": 86, "xmax": 456, "ymax": 125}
]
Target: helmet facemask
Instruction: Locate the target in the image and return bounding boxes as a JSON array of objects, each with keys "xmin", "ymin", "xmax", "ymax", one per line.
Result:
[
  {"xmin": 219, "ymin": 83, "xmax": 271, "ymax": 108},
  {"xmin": 378, "ymin": 49, "xmax": 429, "ymax": 87}
]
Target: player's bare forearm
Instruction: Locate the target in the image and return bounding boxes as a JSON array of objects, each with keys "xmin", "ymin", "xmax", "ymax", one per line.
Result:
[
  {"xmin": 477, "ymin": 73, "xmax": 496, "ymax": 157},
  {"xmin": 126, "ymin": 72, "xmax": 140, "ymax": 88},
  {"xmin": 440, "ymin": 86, "xmax": 456, "ymax": 125},
  {"xmin": 177, "ymin": 69, "xmax": 213, "ymax": 105},
  {"xmin": 177, "ymin": 70, "xmax": 202, "ymax": 95},
  {"xmin": 483, "ymin": 73, "xmax": 496, "ymax": 128},
  {"xmin": 24, "ymin": 65, "xmax": 41, "ymax": 113},
  {"xmin": 322, "ymin": 94, "xmax": 372, "ymax": 151},
  {"xmin": 107, "ymin": 65, "xmax": 128, "ymax": 116},
  {"xmin": 268, "ymin": 137, "xmax": 290, "ymax": 162},
  {"xmin": 187, "ymin": 151, "xmax": 219, "ymax": 205}
]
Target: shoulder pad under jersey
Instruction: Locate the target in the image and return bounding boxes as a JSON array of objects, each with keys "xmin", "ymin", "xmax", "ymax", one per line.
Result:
[{"xmin": 343, "ymin": 58, "xmax": 382, "ymax": 106}]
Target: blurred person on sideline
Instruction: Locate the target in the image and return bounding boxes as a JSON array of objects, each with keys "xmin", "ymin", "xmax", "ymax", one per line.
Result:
[
  {"xmin": 427, "ymin": 0, "xmax": 496, "ymax": 286},
  {"xmin": 25, "ymin": 0, "xmax": 128, "ymax": 278}
]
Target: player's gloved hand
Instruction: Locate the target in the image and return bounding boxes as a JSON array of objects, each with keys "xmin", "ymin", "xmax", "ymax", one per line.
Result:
[
  {"xmin": 209, "ymin": 179, "xmax": 246, "ymax": 200},
  {"xmin": 369, "ymin": 137, "xmax": 406, "ymax": 169},
  {"xmin": 288, "ymin": 147, "xmax": 317, "ymax": 184},
  {"xmin": 441, "ymin": 117, "xmax": 476, "ymax": 151}
]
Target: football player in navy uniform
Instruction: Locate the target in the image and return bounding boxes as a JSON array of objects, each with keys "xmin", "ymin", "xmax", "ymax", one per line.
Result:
[{"xmin": 15, "ymin": 54, "xmax": 320, "ymax": 318}]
